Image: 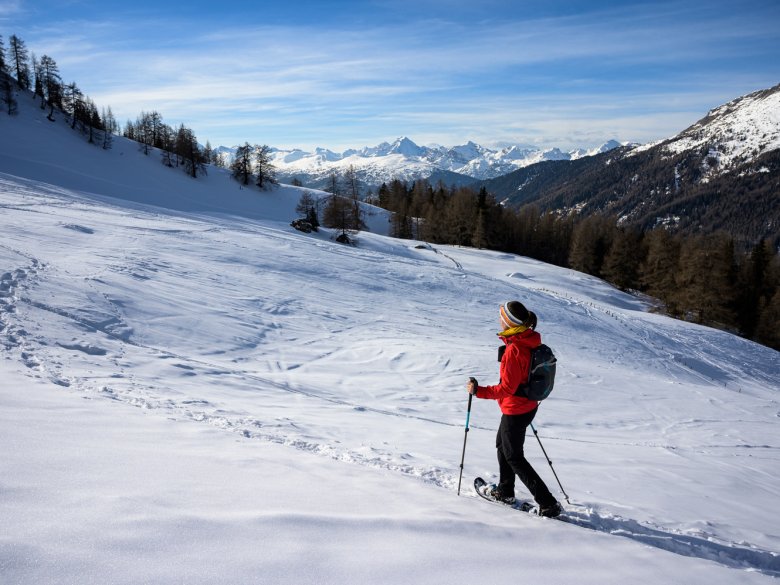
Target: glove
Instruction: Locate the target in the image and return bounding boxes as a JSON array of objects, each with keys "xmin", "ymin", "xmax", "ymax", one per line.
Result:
[{"xmin": 467, "ymin": 377, "xmax": 479, "ymax": 395}]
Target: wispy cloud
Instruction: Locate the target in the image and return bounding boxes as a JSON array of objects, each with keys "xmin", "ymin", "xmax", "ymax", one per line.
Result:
[
  {"xmin": 9, "ymin": 1, "xmax": 780, "ymax": 150},
  {"xmin": 0, "ymin": 0, "xmax": 22, "ymax": 18}
]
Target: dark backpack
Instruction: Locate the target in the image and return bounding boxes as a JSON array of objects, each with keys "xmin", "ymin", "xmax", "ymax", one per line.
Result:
[{"xmin": 514, "ymin": 344, "xmax": 557, "ymax": 401}]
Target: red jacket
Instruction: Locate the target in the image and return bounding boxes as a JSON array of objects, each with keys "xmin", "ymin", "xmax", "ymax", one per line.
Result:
[{"xmin": 476, "ymin": 329, "xmax": 541, "ymax": 415}]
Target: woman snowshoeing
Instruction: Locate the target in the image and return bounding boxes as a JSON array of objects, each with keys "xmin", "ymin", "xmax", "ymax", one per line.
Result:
[{"xmin": 467, "ymin": 301, "xmax": 562, "ymax": 518}]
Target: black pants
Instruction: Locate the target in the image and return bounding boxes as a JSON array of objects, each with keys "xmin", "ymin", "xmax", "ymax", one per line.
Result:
[{"xmin": 496, "ymin": 408, "xmax": 556, "ymax": 507}]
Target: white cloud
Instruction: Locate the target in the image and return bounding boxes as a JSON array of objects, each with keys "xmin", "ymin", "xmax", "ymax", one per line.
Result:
[
  {"xmin": 0, "ymin": 0, "xmax": 21, "ymax": 16},
  {"xmin": 0, "ymin": 0, "xmax": 22, "ymax": 23},
  {"xmin": 13, "ymin": 4, "xmax": 780, "ymax": 150}
]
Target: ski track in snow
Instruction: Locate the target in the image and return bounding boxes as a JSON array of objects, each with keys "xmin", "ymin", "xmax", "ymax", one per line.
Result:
[
  {"xmin": 559, "ymin": 506, "xmax": 780, "ymax": 577},
  {"xmin": 2, "ymin": 177, "xmax": 779, "ymax": 579},
  {"xmin": 471, "ymin": 493, "xmax": 780, "ymax": 577}
]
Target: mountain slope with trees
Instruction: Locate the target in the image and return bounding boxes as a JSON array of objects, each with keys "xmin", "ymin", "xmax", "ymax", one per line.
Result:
[{"xmin": 482, "ymin": 83, "xmax": 780, "ymax": 249}]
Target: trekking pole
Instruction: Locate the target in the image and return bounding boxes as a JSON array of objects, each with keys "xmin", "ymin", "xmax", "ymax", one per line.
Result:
[
  {"xmin": 457, "ymin": 381, "xmax": 476, "ymax": 496},
  {"xmin": 530, "ymin": 422, "xmax": 571, "ymax": 504}
]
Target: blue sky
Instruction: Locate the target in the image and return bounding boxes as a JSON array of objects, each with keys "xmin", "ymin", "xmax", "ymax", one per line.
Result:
[{"xmin": 2, "ymin": 0, "xmax": 779, "ymax": 151}]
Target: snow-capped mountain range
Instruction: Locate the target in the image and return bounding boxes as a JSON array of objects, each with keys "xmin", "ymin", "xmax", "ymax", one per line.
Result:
[
  {"xmin": 217, "ymin": 83, "xmax": 779, "ymax": 192},
  {"xmin": 217, "ymin": 137, "xmax": 624, "ymax": 188}
]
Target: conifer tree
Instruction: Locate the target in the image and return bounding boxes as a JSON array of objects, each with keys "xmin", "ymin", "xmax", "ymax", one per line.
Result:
[
  {"xmin": 176, "ymin": 125, "xmax": 206, "ymax": 178},
  {"xmin": 63, "ymin": 82, "xmax": 83, "ymax": 129},
  {"xmin": 1, "ymin": 74, "xmax": 17, "ymax": 115},
  {"xmin": 32, "ymin": 54, "xmax": 43, "ymax": 104},
  {"xmin": 409, "ymin": 180, "xmax": 432, "ymax": 239},
  {"xmin": 348, "ymin": 180, "xmax": 365, "ymax": 233},
  {"xmin": 474, "ymin": 188, "xmax": 505, "ymax": 251},
  {"xmin": 326, "ymin": 172, "xmax": 341, "ymax": 197},
  {"xmin": 446, "ymin": 188, "xmax": 477, "ymax": 246},
  {"xmin": 253, "ymin": 144, "xmax": 277, "ymax": 189},
  {"xmin": 123, "ymin": 118, "xmax": 136, "ymax": 141},
  {"xmin": 344, "ymin": 165, "xmax": 360, "ymax": 201},
  {"xmin": 135, "ymin": 111, "xmax": 153, "ymax": 154},
  {"xmin": 158, "ymin": 126, "xmax": 175, "ymax": 167},
  {"xmin": 101, "ymin": 106, "xmax": 117, "ymax": 150},
  {"xmin": 511, "ymin": 205, "xmax": 541, "ymax": 258},
  {"xmin": 675, "ymin": 233, "xmax": 736, "ymax": 325},
  {"xmin": 39, "ymin": 55, "xmax": 62, "ymax": 120},
  {"xmin": 754, "ymin": 291, "xmax": 780, "ymax": 350},
  {"xmin": 640, "ymin": 229, "xmax": 681, "ymax": 313},
  {"xmin": 539, "ymin": 211, "xmax": 572, "ymax": 267},
  {"xmin": 149, "ymin": 111, "xmax": 166, "ymax": 149},
  {"xmin": 420, "ymin": 183, "xmax": 449, "ymax": 243},
  {"xmin": 79, "ymin": 97, "xmax": 103, "ymax": 143},
  {"xmin": 0, "ymin": 35, "xmax": 6, "ymax": 72},
  {"xmin": 603, "ymin": 227, "xmax": 644, "ymax": 291},
  {"xmin": 321, "ymin": 169, "xmax": 364, "ymax": 240},
  {"xmin": 737, "ymin": 239, "xmax": 777, "ymax": 338},
  {"xmin": 569, "ymin": 215, "xmax": 614, "ymax": 276},
  {"xmin": 472, "ymin": 187, "xmax": 490, "ymax": 249},
  {"xmin": 472, "ymin": 209, "xmax": 488, "ymax": 249},
  {"xmin": 388, "ymin": 180, "xmax": 413, "ymax": 239},
  {"xmin": 377, "ymin": 182, "xmax": 390, "ymax": 209},
  {"xmin": 322, "ymin": 195, "xmax": 354, "ymax": 241},
  {"xmin": 231, "ymin": 143, "xmax": 253, "ymax": 185},
  {"xmin": 8, "ymin": 35, "xmax": 30, "ymax": 89}
]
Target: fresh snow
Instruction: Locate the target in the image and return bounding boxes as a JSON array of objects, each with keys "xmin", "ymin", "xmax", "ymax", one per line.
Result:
[
  {"xmin": 1, "ymin": 90, "xmax": 779, "ymax": 584},
  {"xmin": 631, "ymin": 84, "xmax": 780, "ymax": 170}
]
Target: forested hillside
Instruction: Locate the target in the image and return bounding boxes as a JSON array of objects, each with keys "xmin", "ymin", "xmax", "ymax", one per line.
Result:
[
  {"xmin": 483, "ymin": 145, "xmax": 779, "ymax": 248},
  {"xmin": 377, "ymin": 178, "xmax": 779, "ymax": 350},
  {"xmin": 482, "ymin": 84, "xmax": 780, "ymax": 250}
]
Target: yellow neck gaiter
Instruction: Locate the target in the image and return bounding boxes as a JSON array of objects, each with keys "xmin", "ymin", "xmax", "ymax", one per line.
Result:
[{"xmin": 498, "ymin": 325, "xmax": 527, "ymax": 338}]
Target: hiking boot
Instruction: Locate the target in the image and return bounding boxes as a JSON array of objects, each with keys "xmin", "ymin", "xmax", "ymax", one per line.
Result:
[
  {"xmin": 539, "ymin": 501, "xmax": 563, "ymax": 518},
  {"xmin": 485, "ymin": 485, "xmax": 516, "ymax": 505}
]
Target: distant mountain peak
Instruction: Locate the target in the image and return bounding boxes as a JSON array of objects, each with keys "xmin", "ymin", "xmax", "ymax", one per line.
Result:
[
  {"xmin": 218, "ymin": 136, "xmax": 624, "ymax": 188},
  {"xmin": 388, "ymin": 136, "xmax": 424, "ymax": 157}
]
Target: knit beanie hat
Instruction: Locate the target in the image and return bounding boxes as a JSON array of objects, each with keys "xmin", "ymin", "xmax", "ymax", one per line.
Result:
[{"xmin": 500, "ymin": 301, "xmax": 530, "ymax": 329}]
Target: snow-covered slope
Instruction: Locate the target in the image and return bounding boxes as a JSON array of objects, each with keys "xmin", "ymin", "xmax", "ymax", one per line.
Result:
[
  {"xmin": 0, "ymin": 90, "xmax": 391, "ymax": 236},
  {"xmin": 1, "ymin": 89, "xmax": 779, "ymax": 584},
  {"xmin": 632, "ymin": 83, "xmax": 780, "ymax": 170}
]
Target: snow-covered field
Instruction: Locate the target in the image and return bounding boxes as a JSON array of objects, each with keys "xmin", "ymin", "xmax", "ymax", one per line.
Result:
[{"xmin": 1, "ymin": 92, "xmax": 779, "ymax": 584}]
